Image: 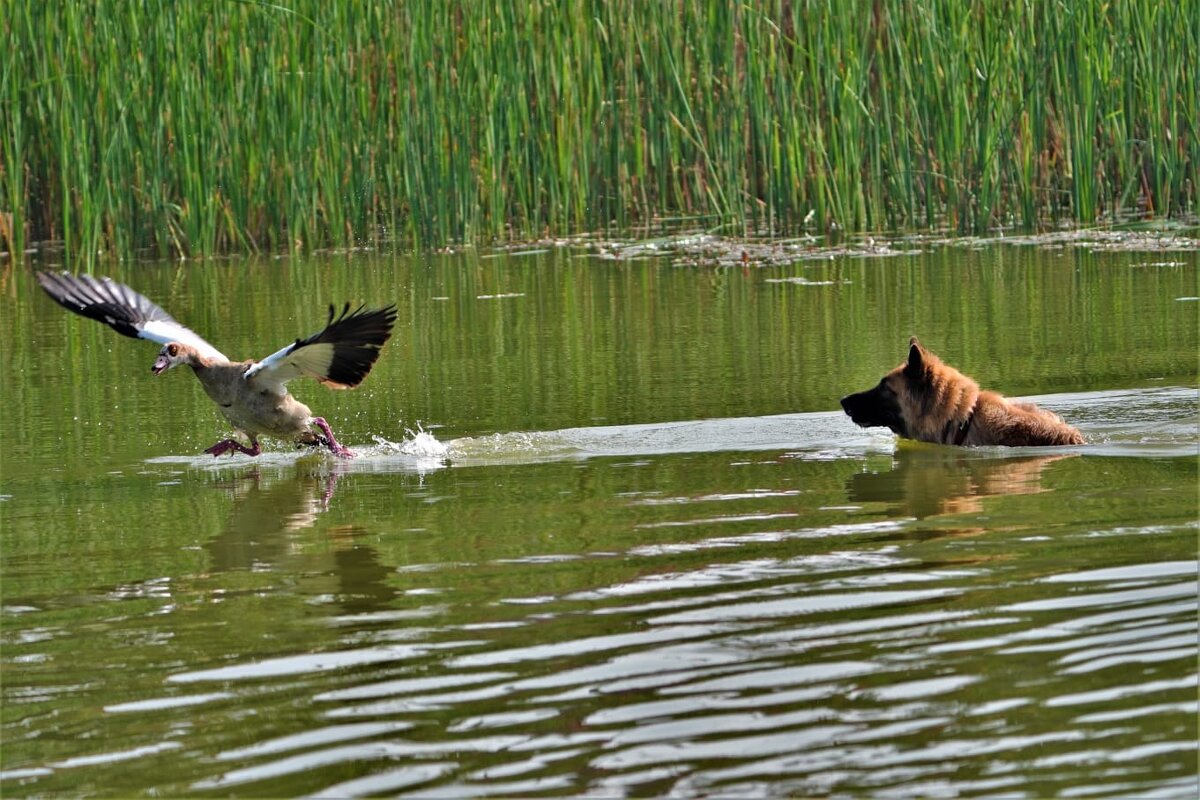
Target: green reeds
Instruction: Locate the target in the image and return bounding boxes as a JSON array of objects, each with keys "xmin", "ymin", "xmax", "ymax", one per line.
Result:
[{"xmin": 1, "ymin": 0, "xmax": 1196, "ymax": 261}]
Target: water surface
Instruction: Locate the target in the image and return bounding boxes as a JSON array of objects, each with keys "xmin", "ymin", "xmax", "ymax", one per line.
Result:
[{"xmin": 1, "ymin": 242, "xmax": 1196, "ymax": 796}]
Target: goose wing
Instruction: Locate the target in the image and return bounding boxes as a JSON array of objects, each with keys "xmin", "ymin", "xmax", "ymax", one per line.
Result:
[
  {"xmin": 37, "ymin": 272, "xmax": 227, "ymax": 362},
  {"xmin": 243, "ymin": 303, "xmax": 397, "ymax": 393}
]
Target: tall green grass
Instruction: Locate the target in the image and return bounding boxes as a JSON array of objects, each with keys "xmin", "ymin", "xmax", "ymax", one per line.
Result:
[{"xmin": 1, "ymin": 0, "xmax": 1196, "ymax": 260}]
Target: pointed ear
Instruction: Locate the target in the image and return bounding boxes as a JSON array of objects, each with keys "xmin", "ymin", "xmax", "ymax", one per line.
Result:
[{"xmin": 905, "ymin": 338, "xmax": 925, "ymax": 378}]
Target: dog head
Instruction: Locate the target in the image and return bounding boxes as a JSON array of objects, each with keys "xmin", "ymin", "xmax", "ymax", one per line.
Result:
[
  {"xmin": 841, "ymin": 337, "xmax": 968, "ymax": 439},
  {"xmin": 840, "ymin": 371, "xmax": 910, "ymax": 439}
]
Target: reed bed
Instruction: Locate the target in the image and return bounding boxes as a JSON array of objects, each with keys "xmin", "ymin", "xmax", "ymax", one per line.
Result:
[{"xmin": 2, "ymin": 0, "xmax": 1196, "ymax": 260}]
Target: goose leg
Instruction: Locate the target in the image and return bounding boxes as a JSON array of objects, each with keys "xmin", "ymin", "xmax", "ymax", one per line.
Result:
[
  {"xmin": 204, "ymin": 438, "xmax": 262, "ymax": 457},
  {"xmin": 312, "ymin": 417, "xmax": 355, "ymax": 458}
]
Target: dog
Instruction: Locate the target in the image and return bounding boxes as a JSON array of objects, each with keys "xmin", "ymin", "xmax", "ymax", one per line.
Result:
[{"xmin": 841, "ymin": 337, "xmax": 1085, "ymax": 446}]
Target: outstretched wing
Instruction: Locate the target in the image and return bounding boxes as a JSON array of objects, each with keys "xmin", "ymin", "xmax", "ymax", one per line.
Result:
[
  {"xmin": 243, "ymin": 303, "xmax": 397, "ymax": 392},
  {"xmin": 36, "ymin": 271, "xmax": 227, "ymax": 362}
]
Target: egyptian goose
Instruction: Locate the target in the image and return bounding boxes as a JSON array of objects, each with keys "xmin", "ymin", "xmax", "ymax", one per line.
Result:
[{"xmin": 37, "ymin": 272, "xmax": 397, "ymax": 458}]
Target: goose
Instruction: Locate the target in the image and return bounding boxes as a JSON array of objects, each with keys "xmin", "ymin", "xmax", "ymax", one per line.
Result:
[{"xmin": 36, "ymin": 271, "xmax": 397, "ymax": 458}]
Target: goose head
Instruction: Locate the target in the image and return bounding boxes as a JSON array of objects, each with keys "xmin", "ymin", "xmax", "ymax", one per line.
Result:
[{"xmin": 152, "ymin": 342, "xmax": 191, "ymax": 375}]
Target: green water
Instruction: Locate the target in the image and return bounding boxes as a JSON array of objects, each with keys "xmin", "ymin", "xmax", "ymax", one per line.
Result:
[{"xmin": 1, "ymin": 242, "xmax": 1197, "ymax": 797}]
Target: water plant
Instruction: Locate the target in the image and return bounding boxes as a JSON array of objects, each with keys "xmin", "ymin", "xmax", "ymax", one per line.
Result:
[{"xmin": 1, "ymin": 0, "xmax": 1195, "ymax": 261}]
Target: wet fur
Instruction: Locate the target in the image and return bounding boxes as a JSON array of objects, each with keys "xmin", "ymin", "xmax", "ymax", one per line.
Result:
[{"xmin": 841, "ymin": 338, "xmax": 1084, "ymax": 447}]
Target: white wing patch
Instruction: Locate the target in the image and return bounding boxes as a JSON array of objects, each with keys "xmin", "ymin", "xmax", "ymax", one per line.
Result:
[
  {"xmin": 243, "ymin": 341, "xmax": 337, "ymax": 392},
  {"xmin": 141, "ymin": 319, "xmax": 227, "ymax": 362}
]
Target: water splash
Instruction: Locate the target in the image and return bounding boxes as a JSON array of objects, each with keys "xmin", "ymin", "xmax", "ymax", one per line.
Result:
[{"xmin": 371, "ymin": 428, "xmax": 450, "ymax": 460}]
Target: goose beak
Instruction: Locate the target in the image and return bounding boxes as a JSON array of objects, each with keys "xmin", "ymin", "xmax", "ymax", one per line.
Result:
[{"xmin": 152, "ymin": 354, "xmax": 170, "ymax": 375}]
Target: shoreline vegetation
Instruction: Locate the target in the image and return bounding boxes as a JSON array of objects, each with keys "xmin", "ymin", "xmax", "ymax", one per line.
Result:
[{"xmin": 2, "ymin": 1, "xmax": 1196, "ymax": 261}]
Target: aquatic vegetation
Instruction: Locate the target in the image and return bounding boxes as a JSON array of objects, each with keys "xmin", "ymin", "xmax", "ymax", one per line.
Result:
[{"xmin": 2, "ymin": 0, "xmax": 1196, "ymax": 261}]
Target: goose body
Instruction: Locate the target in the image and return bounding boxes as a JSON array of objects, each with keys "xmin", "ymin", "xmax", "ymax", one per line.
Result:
[{"xmin": 37, "ymin": 272, "xmax": 397, "ymax": 458}]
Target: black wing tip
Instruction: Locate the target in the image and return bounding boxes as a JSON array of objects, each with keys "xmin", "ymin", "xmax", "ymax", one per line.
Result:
[
  {"xmin": 325, "ymin": 344, "xmax": 388, "ymax": 388},
  {"xmin": 36, "ymin": 270, "xmax": 99, "ymax": 311},
  {"xmin": 37, "ymin": 270, "xmax": 107, "ymax": 285},
  {"xmin": 35, "ymin": 271, "xmax": 173, "ymax": 339},
  {"xmin": 36, "ymin": 270, "xmax": 89, "ymax": 300},
  {"xmin": 317, "ymin": 303, "xmax": 398, "ymax": 388},
  {"xmin": 327, "ymin": 302, "xmax": 396, "ymax": 327},
  {"xmin": 36, "ymin": 271, "xmax": 123, "ymax": 302},
  {"xmin": 300, "ymin": 302, "xmax": 398, "ymax": 345}
]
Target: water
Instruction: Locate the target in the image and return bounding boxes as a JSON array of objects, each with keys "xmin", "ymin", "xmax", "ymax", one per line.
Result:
[{"xmin": 1, "ymin": 241, "xmax": 1197, "ymax": 796}]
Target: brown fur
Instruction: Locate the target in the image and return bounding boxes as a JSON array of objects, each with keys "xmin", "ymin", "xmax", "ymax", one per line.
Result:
[{"xmin": 841, "ymin": 337, "xmax": 1085, "ymax": 447}]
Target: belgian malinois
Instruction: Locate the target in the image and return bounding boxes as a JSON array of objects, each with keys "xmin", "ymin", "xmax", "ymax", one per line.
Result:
[{"xmin": 841, "ymin": 338, "xmax": 1085, "ymax": 446}]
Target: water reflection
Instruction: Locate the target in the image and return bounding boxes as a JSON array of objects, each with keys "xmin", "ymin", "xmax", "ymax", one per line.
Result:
[
  {"xmin": 205, "ymin": 468, "xmax": 339, "ymax": 572},
  {"xmin": 204, "ymin": 466, "xmax": 399, "ymax": 616},
  {"xmin": 847, "ymin": 446, "xmax": 1078, "ymax": 519}
]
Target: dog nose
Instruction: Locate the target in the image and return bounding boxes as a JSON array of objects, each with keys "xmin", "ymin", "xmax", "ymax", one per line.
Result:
[{"xmin": 839, "ymin": 396, "xmax": 851, "ymax": 411}]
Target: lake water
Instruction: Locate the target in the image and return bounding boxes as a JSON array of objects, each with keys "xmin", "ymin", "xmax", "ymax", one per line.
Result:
[{"xmin": 1, "ymin": 238, "xmax": 1197, "ymax": 797}]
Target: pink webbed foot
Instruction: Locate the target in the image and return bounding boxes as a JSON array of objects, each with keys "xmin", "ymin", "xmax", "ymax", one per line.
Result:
[
  {"xmin": 312, "ymin": 417, "xmax": 355, "ymax": 459},
  {"xmin": 204, "ymin": 439, "xmax": 262, "ymax": 458}
]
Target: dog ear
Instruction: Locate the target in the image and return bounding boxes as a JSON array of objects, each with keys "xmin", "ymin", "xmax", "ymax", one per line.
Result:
[{"xmin": 905, "ymin": 338, "xmax": 926, "ymax": 378}]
